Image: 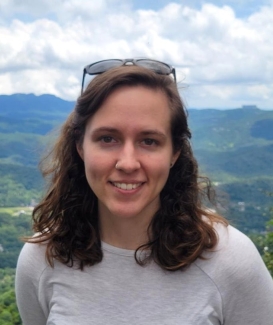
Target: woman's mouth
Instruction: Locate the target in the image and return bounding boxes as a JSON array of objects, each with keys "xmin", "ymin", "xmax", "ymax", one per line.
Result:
[{"xmin": 111, "ymin": 182, "xmax": 143, "ymax": 190}]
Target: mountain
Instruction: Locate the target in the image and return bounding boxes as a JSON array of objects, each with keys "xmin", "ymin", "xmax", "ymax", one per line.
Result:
[
  {"xmin": 187, "ymin": 108, "xmax": 273, "ymax": 180},
  {"xmin": 0, "ymin": 94, "xmax": 273, "ymax": 232},
  {"xmin": 0, "ymin": 93, "xmax": 74, "ymax": 135},
  {"xmin": 188, "ymin": 107, "xmax": 273, "ymax": 151},
  {"xmin": 0, "ymin": 93, "xmax": 74, "ymax": 118}
]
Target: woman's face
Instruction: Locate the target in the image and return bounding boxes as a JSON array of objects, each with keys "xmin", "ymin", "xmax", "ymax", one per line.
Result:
[{"xmin": 78, "ymin": 85, "xmax": 179, "ymax": 225}]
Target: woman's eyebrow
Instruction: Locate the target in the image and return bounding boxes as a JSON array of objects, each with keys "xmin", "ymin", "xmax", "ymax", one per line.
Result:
[
  {"xmin": 139, "ymin": 130, "xmax": 167, "ymax": 139},
  {"xmin": 91, "ymin": 127, "xmax": 167, "ymax": 138},
  {"xmin": 91, "ymin": 127, "xmax": 120, "ymax": 135}
]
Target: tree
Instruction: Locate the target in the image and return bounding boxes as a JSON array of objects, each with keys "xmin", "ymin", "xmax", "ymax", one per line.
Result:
[{"xmin": 0, "ymin": 268, "xmax": 21, "ymax": 325}]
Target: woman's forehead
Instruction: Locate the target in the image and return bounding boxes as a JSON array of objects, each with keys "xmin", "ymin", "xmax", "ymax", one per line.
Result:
[{"xmin": 85, "ymin": 85, "xmax": 172, "ymax": 132}]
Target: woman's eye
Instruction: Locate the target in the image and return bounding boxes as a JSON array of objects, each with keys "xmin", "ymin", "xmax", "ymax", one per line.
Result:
[
  {"xmin": 143, "ymin": 138, "xmax": 157, "ymax": 146},
  {"xmin": 100, "ymin": 136, "xmax": 115, "ymax": 143}
]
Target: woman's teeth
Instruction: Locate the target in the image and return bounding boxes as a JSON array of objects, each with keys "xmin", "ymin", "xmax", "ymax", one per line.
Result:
[{"xmin": 112, "ymin": 182, "xmax": 142, "ymax": 190}]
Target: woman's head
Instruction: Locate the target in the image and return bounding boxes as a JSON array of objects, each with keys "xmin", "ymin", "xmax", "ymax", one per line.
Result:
[
  {"xmin": 32, "ymin": 62, "xmax": 224, "ymax": 270},
  {"xmin": 72, "ymin": 65, "xmax": 194, "ymax": 229}
]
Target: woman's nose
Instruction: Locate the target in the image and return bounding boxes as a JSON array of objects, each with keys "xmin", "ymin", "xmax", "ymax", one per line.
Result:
[{"xmin": 115, "ymin": 143, "xmax": 141, "ymax": 173}]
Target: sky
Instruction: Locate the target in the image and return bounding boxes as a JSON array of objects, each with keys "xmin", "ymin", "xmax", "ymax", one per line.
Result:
[{"xmin": 0, "ymin": 0, "xmax": 273, "ymax": 109}]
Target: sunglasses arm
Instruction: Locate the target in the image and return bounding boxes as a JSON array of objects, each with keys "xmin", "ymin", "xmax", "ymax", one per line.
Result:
[
  {"xmin": 81, "ymin": 70, "xmax": 86, "ymax": 94},
  {"xmin": 172, "ymin": 68, "xmax": 177, "ymax": 83}
]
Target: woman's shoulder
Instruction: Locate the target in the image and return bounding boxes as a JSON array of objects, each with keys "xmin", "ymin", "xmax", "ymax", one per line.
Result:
[
  {"xmin": 193, "ymin": 222, "xmax": 273, "ymax": 323},
  {"xmin": 213, "ymin": 223, "xmax": 258, "ymax": 257},
  {"xmin": 18, "ymin": 240, "xmax": 48, "ymax": 261},
  {"xmin": 16, "ymin": 241, "xmax": 49, "ymax": 284},
  {"xmin": 194, "ymin": 223, "xmax": 271, "ymax": 284},
  {"xmin": 197, "ymin": 223, "xmax": 260, "ymax": 264}
]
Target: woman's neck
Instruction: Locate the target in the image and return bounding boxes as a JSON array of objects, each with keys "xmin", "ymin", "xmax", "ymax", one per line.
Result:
[{"xmin": 99, "ymin": 214, "xmax": 151, "ymax": 250}]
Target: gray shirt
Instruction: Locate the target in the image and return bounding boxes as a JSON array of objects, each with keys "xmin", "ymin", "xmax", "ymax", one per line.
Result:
[{"xmin": 15, "ymin": 224, "xmax": 273, "ymax": 325}]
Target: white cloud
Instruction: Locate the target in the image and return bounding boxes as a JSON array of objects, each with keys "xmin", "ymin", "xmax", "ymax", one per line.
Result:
[{"xmin": 0, "ymin": 0, "xmax": 273, "ymax": 109}]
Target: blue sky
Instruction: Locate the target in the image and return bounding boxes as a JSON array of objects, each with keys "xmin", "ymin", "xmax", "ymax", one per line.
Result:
[
  {"xmin": 0, "ymin": 0, "xmax": 273, "ymax": 109},
  {"xmin": 133, "ymin": 0, "xmax": 271, "ymax": 17}
]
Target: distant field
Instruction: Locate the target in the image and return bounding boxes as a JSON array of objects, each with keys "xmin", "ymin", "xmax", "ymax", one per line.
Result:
[{"xmin": 0, "ymin": 206, "xmax": 33, "ymax": 216}]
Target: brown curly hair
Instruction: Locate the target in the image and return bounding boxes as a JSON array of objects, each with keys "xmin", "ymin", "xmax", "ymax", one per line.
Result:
[{"xmin": 28, "ymin": 65, "xmax": 227, "ymax": 270}]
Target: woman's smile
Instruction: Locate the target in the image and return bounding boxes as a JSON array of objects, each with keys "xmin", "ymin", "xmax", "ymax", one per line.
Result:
[{"xmin": 110, "ymin": 181, "xmax": 144, "ymax": 191}]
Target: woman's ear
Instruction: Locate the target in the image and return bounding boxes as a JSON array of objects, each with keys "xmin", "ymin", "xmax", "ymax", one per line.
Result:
[
  {"xmin": 76, "ymin": 143, "xmax": 84, "ymax": 160},
  {"xmin": 171, "ymin": 150, "xmax": 181, "ymax": 167}
]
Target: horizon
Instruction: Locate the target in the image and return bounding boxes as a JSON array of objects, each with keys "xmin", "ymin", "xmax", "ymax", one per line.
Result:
[{"xmin": 1, "ymin": 92, "xmax": 273, "ymax": 111}]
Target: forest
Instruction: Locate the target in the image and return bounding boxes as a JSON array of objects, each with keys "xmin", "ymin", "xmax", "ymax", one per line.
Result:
[
  {"xmin": 0, "ymin": 94, "xmax": 273, "ymax": 323},
  {"xmin": 0, "ymin": 209, "xmax": 31, "ymax": 324}
]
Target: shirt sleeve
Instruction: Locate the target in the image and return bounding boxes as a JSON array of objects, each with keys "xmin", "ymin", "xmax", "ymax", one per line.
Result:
[
  {"xmin": 215, "ymin": 226, "xmax": 273, "ymax": 325},
  {"xmin": 15, "ymin": 242, "xmax": 48, "ymax": 325}
]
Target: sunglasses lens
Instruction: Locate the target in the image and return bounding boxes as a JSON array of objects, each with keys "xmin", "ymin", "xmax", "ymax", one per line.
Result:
[
  {"xmin": 136, "ymin": 59, "xmax": 171, "ymax": 75},
  {"xmin": 82, "ymin": 58, "xmax": 175, "ymax": 93},
  {"xmin": 86, "ymin": 60, "xmax": 123, "ymax": 74}
]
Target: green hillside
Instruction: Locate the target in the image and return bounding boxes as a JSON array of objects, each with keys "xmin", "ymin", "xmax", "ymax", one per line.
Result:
[
  {"xmin": 187, "ymin": 108, "xmax": 273, "ymax": 231},
  {"xmin": 189, "ymin": 108, "xmax": 273, "ymax": 179},
  {"xmin": 189, "ymin": 108, "xmax": 273, "ymax": 151}
]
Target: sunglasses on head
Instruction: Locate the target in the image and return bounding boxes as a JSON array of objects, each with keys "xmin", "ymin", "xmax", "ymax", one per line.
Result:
[{"xmin": 81, "ymin": 58, "xmax": 176, "ymax": 94}]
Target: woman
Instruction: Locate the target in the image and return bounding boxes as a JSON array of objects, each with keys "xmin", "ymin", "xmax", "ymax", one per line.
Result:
[{"xmin": 16, "ymin": 59, "xmax": 273, "ymax": 325}]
